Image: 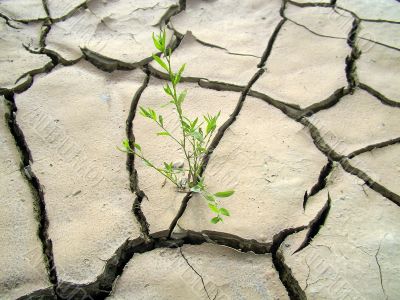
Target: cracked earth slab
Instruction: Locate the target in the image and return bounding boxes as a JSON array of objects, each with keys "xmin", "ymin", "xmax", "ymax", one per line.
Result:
[
  {"xmin": 170, "ymin": 0, "xmax": 282, "ymax": 57},
  {"xmin": 0, "ymin": 98, "xmax": 51, "ymax": 298},
  {"xmin": 0, "ymin": 0, "xmax": 46, "ymax": 21},
  {"xmin": 278, "ymin": 166, "xmax": 400, "ymax": 299},
  {"xmin": 177, "ymin": 95, "xmax": 327, "ymax": 243},
  {"xmin": 359, "ymin": 21, "xmax": 400, "ymax": 50},
  {"xmin": 0, "ymin": 19, "xmax": 51, "ymax": 92},
  {"xmin": 45, "ymin": 0, "xmax": 177, "ymax": 65},
  {"xmin": 134, "ymin": 77, "xmax": 239, "ymax": 234},
  {"xmin": 285, "ymin": 3, "xmax": 353, "ymax": 38},
  {"xmin": 108, "ymin": 243, "xmax": 289, "ymax": 300},
  {"xmin": 358, "ymin": 40, "xmax": 400, "ymax": 103},
  {"xmin": 150, "ymin": 32, "xmax": 260, "ymax": 86},
  {"xmin": 337, "ymin": 0, "xmax": 400, "ymax": 22},
  {"xmin": 14, "ymin": 61, "xmax": 143, "ymax": 283},
  {"xmin": 308, "ymin": 88, "xmax": 400, "ymax": 156},
  {"xmin": 251, "ymin": 21, "xmax": 348, "ymax": 108},
  {"xmin": 46, "ymin": 0, "xmax": 86, "ymax": 20}
]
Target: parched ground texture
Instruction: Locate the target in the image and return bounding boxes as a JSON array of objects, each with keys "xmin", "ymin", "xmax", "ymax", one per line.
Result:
[{"xmin": 0, "ymin": 0, "xmax": 399, "ymax": 299}]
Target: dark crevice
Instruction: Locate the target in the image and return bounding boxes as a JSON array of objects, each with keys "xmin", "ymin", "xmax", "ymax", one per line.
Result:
[
  {"xmin": 0, "ymin": 57, "xmax": 55, "ymax": 96},
  {"xmin": 167, "ymin": 192, "xmax": 192, "ymax": 238},
  {"xmin": 258, "ymin": 19, "xmax": 286, "ymax": 68},
  {"xmin": 298, "ymin": 87, "xmax": 350, "ymax": 118},
  {"xmin": 286, "ymin": 0, "xmax": 332, "ymax": 8},
  {"xmin": 156, "ymin": 4, "xmax": 181, "ymax": 27},
  {"xmin": 270, "ymin": 226, "xmax": 308, "ymax": 300},
  {"xmin": 17, "ymin": 197, "xmax": 330, "ymax": 300},
  {"xmin": 41, "ymin": 0, "xmax": 51, "ymax": 19},
  {"xmin": 303, "ymin": 160, "xmax": 333, "ymax": 210},
  {"xmin": 125, "ymin": 71, "xmax": 151, "ymax": 239},
  {"xmin": 294, "ymin": 195, "xmax": 331, "ymax": 254},
  {"xmin": 359, "ymin": 83, "xmax": 400, "ymax": 108},
  {"xmin": 176, "ymin": 229, "xmax": 271, "ymax": 254},
  {"xmin": 81, "ymin": 47, "xmax": 146, "ymax": 72},
  {"xmin": 248, "ymin": 90, "xmax": 301, "ymax": 119},
  {"xmin": 345, "ymin": 17, "xmax": 361, "ymax": 93},
  {"xmin": 360, "ymin": 18, "xmax": 400, "ymax": 25},
  {"xmin": 198, "ymin": 79, "xmax": 245, "ymax": 93},
  {"xmin": 81, "ymin": 31, "xmax": 182, "ymax": 73},
  {"xmin": 50, "ymin": 1, "xmax": 89, "ymax": 23},
  {"xmin": 0, "ymin": 12, "xmax": 21, "ymax": 29},
  {"xmin": 299, "ymin": 117, "xmax": 345, "ymax": 161},
  {"xmin": 40, "ymin": 22, "xmax": 52, "ymax": 48},
  {"xmin": 300, "ymin": 117, "xmax": 400, "ymax": 207},
  {"xmin": 3, "ymin": 95, "xmax": 58, "ymax": 291},
  {"xmin": 340, "ymin": 159, "xmax": 400, "ymax": 206},
  {"xmin": 347, "ymin": 136, "xmax": 400, "ymax": 159}
]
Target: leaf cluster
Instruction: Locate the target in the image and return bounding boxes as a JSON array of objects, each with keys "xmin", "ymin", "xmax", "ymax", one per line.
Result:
[{"xmin": 119, "ymin": 30, "xmax": 234, "ymax": 223}]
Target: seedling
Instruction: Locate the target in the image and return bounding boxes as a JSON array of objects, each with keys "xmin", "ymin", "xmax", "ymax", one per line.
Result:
[{"xmin": 119, "ymin": 30, "xmax": 234, "ymax": 224}]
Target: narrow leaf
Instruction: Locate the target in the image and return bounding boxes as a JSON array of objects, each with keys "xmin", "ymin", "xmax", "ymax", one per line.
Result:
[
  {"xmin": 211, "ymin": 217, "xmax": 221, "ymax": 224},
  {"xmin": 158, "ymin": 115, "xmax": 164, "ymax": 127},
  {"xmin": 152, "ymin": 33, "xmax": 163, "ymax": 51},
  {"xmin": 152, "ymin": 54, "xmax": 168, "ymax": 71},
  {"xmin": 157, "ymin": 132, "xmax": 170, "ymax": 136},
  {"xmin": 214, "ymin": 190, "xmax": 235, "ymax": 198},
  {"xmin": 219, "ymin": 208, "xmax": 230, "ymax": 216},
  {"xmin": 208, "ymin": 204, "xmax": 219, "ymax": 214},
  {"xmin": 133, "ymin": 143, "xmax": 141, "ymax": 152},
  {"xmin": 205, "ymin": 194, "xmax": 215, "ymax": 202}
]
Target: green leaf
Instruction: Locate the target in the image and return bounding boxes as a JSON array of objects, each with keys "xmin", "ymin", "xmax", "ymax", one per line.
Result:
[
  {"xmin": 122, "ymin": 139, "xmax": 130, "ymax": 149},
  {"xmin": 163, "ymin": 84, "xmax": 172, "ymax": 96},
  {"xmin": 214, "ymin": 190, "xmax": 235, "ymax": 198},
  {"xmin": 139, "ymin": 107, "xmax": 150, "ymax": 118},
  {"xmin": 192, "ymin": 131, "xmax": 203, "ymax": 142},
  {"xmin": 152, "ymin": 33, "xmax": 163, "ymax": 51},
  {"xmin": 149, "ymin": 109, "xmax": 157, "ymax": 121},
  {"xmin": 190, "ymin": 186, "xmax": 201, "ymax": 193},
  {"xmin": 157, "ymin": 132, "xmax": 170, "ymax": 136},
  {"xmin": 133, "ymin": 143, "xmax": 141, "ymax": 152},
  {"xmin": 205, "ymin": 194, "xmax": 215, "ymax": 202},
  {"xmin": 208, "ymin": 203, "xmax": 219, "ymax": 214},
  {"xmin": 219, "ymin": 208, "xmax": 230, "ymax": 216},
  {"xmin": 174, "ymin": 63, "xmax": 186, "ymax": 85},
  {"xmin": 152, "ymin": 54, "xmax": 168, "ymax": 72},
  {"xmin": 162, "ymin": 29, "xmax": 166, "ymax": 50},
  {"xmin": 177, "ymin": 90, "xmax": 187, "ymax": 105},
  {"xmin": 158, "ymin": 115, "xmax": 164, "ymax": 127},
  {"xmin": 211, "ymin": 217, "xmax": 221, "ymax": 224}
]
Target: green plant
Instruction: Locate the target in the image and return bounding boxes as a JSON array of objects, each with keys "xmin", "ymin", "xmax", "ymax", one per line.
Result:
[{"xmin": 120, "ymin": 29, "xmax": 234, "ymax": 224}]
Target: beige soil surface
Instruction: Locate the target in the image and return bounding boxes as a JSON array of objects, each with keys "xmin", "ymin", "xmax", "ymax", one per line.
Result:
[{"xmin": 0, "ymin": 0, "xmax": 399, "ymax": 299}]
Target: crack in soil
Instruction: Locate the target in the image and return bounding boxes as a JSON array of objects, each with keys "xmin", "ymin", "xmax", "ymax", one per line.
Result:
[
  {"xmin": 300, "ymin": 117, "xmax": 400, "ymax": 207},
  {"xmin": 375, "ymin": 239, "xmax": 388, "ymax": 300},
  {"xmin": 3, "ymin": 94, "xmax": 59, "ymax": 291},
  {"xmin": 125, "ymin": 71, "xmax": 151, "ymax": 239},
  {"xmin": 294, "ymin": 195, "xmax": 331, "ymax": 254},
  {"xmin": 347, "ymin": 136, "xmax": 400, "ymax": 159},
  {"xmin": 179, "ymin": 247, "xmax": 212, "ymax": 300},
  {"xmin": 359, "ymin": 83, "xmax": 400, "ymax": 108},
  {"xmin": 345, "ymin": 17, "xmax": 361, "ymax": 92},
  {"xmin": 298, "ymin": 87, "xmax": 350, "ymax": 118},
  {"xmin": 303, "ymin": 160, "xmax": 333, "ymax": 210},
  {"xmin": 258, "ymin": 18, "xmax": 286, "ymax": 68}
]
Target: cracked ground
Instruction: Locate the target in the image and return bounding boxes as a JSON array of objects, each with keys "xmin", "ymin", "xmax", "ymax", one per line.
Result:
[{"xmin": 0, "ymin": 0, "xmax": 399, "ymax": 299}]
